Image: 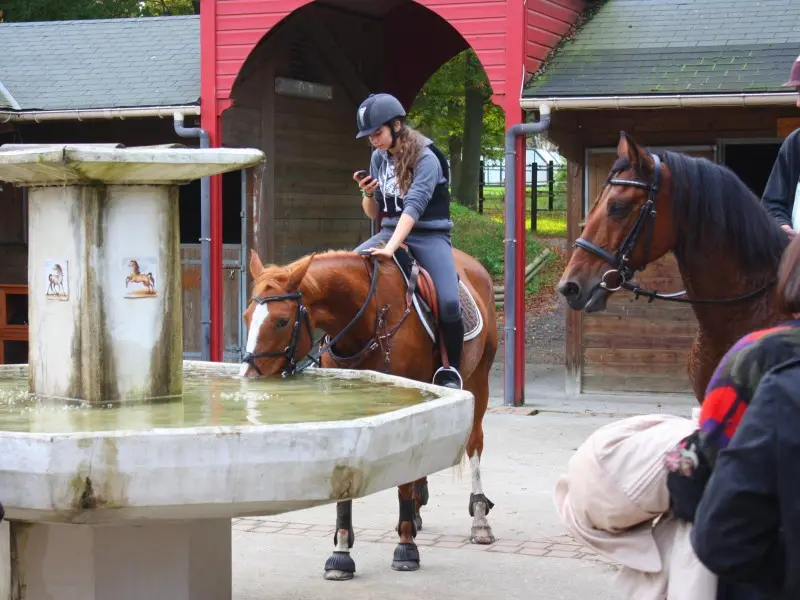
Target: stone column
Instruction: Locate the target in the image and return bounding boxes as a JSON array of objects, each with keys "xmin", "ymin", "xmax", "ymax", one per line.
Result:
[{"xmin": 0, "ymin": 144, "xmax": 266, "ymax": 406}]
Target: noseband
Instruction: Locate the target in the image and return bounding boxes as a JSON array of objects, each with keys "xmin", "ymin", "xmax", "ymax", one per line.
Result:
[{"xmin": 574, "ymin": 154, "xmax": 663, "ymax": 292}]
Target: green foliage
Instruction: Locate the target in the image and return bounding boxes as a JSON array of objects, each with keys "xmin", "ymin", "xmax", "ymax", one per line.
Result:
[
  {"xmin": 450, "ymin": 204, "xmax": 544, "ymax": 279},
  {"xmin": 407, "ymin": 49, "xmax": 505, "ymax": 162},
  {"xmin": 0, "ymin": 0, "xmax": 198, "ymax": 22}
]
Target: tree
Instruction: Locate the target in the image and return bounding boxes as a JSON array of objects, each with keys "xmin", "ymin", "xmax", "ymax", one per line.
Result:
[
  {"xmin": 407, "ymin": 49, "xmax": 504, "ymax": 208},
  {"xmin": 0, "ymin": 0, "xmax": 198, "ymax": 22}
]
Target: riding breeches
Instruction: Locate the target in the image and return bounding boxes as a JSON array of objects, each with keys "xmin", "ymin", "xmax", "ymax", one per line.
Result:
[{"xmin": 355, "ymin": 228, "xmax": 462, "ymax": 323}]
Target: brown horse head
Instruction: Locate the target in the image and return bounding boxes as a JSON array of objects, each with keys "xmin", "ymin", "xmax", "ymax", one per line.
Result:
[
  {"xmin": 129, "ymin": 260, "xmax": 140, "ymax": 274},
  {"xmin": 558, "ymin": 132, "xmax": 677, "ymax": 312},
  {"xmin": 239, "ymin": 249, "xmax": 320, "ymax": 377}
]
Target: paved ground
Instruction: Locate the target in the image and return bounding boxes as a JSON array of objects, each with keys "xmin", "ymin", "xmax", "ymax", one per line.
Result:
[{"xmin": 230, "ymin": 366, "xmax": 697, "ymax": 599}]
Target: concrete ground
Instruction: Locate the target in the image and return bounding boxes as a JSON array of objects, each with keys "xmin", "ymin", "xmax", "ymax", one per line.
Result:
[{"xmin": 230, "ymin": 363, "xmax": 697, "ymax": 599}]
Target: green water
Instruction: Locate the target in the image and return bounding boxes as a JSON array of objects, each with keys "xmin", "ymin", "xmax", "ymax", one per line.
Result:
[{"xmin": 0, "ymin": 371, "xmax": 436, "ymax": 433}]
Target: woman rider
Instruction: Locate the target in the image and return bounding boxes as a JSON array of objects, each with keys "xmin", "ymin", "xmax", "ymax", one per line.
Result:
[{"xmin": 352, "ymin": 92, "xmax": 464, "ymax": 390}]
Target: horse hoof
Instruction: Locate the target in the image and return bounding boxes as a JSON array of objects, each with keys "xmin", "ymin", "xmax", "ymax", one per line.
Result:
[
  {"xmin": 391, "ymin": 543, "xmax": 420, "ymax": 572},
  {"xmin": 470, "ymin": 527, "xmax": 496, "ymax": 545},
  {"xmin": 324, "ymin": 551, "xmax": 355, "ymax": 581},
  {"xmin": 414, "ymin": 514, "xmax": 423, "ymax": 531}
]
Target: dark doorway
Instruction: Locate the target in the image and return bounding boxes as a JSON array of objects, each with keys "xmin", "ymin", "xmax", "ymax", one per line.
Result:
[
  {"xmin": 179, "ymin": 170, "xmax": 243, "ymax": 245},
  {"xmin": 722, "ymin": 142, "xmax": 782, "ymax": 198}
]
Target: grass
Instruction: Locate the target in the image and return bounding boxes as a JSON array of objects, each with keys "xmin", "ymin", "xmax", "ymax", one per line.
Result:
[{"xmin": 479, "ymin": 186, "xmax": 567, "ymax": 238}]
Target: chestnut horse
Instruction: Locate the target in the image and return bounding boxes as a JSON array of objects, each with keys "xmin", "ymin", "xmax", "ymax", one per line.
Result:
[
  {"xmin": 558, "ymin": 132, "xmax": 790, "ymax": 401},
  {"xmin": 240, "ymin": 246, "xmax": 498, "ymax": 579}
]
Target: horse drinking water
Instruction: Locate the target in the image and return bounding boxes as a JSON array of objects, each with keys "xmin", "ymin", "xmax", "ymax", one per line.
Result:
[
  {"xmin": 557, "ymin": 132, "xmax": 791, "ymax": 401},
  {"xmin": 239, "ymin": 246, "xmax": 498, "ymax": 579}
]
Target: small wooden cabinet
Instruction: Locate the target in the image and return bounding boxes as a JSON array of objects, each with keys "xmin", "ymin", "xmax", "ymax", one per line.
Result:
[{"xmin": 0, "ymin": 284, "xmax": 28, "ymax": 364}]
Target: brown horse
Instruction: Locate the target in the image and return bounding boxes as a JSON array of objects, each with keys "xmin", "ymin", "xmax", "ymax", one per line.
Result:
[
  {"xmin": 557, "ymin": 132, "xmax": 790, "ymax": 401},
  {"xmin": 240, "ymin": 246, "xmax": 498, "ymax": 579}
]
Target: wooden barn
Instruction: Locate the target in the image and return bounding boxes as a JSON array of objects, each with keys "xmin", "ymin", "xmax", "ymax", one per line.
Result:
[
  {"xmin": 521, "ymin": 0, "xmax": 800, "ymax": 396},
  {"xmin": 0, "ymin": 2, "xmax": 594, "ymax": 368}
]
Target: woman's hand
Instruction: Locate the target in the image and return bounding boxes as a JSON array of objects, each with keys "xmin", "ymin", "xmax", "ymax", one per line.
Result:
[
  {"xmin": 353, "ymin": 171, "xmax": 379, "ymax": 197},
  {"xmin": 368, "ymin": 246, "xmax": 396, "ymax": 259}
]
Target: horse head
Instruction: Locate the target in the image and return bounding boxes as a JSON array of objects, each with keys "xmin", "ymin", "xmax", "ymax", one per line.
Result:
[
  {"xmin": 239, "ymin": 249, "xmax": 320, "ymax": 378},
  {"xmin": 128, "ymin": 260, "xmax": 140, "ymax": 273},
  {"xmin": 557, "ymin": 131, "xmax": 676, "ymax": 313}
]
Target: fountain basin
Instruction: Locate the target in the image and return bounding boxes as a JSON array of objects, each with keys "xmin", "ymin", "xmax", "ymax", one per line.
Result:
[{"xmin": 0, "ymin": 362, "xmax": 474, "ymax": 600}]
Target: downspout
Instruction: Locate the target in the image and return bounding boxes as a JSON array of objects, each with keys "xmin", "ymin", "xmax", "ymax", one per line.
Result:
[
  {"xmin": 173, "ymin": 111, "xmax": 212, "ymax": 362},
  {"xmin": 503, "ymin": 103, "xmax": 551, "ymax": 407}
]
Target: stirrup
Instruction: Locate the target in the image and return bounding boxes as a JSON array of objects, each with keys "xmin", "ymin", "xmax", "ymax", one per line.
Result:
[{"xmin": 432, "ymin": 366, "xmax": 463, "ymax": 390}]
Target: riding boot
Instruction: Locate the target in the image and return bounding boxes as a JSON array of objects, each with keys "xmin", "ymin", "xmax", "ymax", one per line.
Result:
[{"xmin": 433, "ymin": 316, "xmax": 464, "ymax": 389}]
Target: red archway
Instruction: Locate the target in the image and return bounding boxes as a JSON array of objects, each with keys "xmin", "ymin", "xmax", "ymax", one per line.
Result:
[{"xmin": 201, "ymin": 0, "xmax": 587, "ymax": 409}]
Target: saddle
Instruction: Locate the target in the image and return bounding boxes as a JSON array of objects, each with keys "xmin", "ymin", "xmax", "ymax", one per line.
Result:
[{"xmin": 390, "ymin": 245, "xmax": 483, "ymax": 351}]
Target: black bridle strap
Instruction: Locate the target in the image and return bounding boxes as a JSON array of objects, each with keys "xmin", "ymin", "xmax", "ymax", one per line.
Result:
[{"xmin": 242, "ymin": 254, "xmax": 383, "ymax": 377}]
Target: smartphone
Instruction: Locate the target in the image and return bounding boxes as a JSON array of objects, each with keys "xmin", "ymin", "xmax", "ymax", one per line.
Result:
[{"xmin": 355, "ymin": 170, "xmax": 369, "ymax": 181}]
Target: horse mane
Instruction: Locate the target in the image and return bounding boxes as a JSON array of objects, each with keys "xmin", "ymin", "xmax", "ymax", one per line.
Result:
[
  {"xmin": 611, "ymin": 151, "xmax": 788, "ymax": 274},
  {"xmin": 252, "ymin": 249, "xmax": 366, "ymax": 298}
]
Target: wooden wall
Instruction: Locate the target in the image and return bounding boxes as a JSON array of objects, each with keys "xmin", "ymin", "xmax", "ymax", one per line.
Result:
[
  {"xmin": 224, "ymin": 5, "xmax": 374, "ymax": 270},
  {"xmin": 551, "ymin": 104, "xmax": 797, "ymax": 396}
]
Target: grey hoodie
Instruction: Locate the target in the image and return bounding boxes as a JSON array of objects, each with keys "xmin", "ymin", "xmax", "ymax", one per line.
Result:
[{"xmin": 368, "ymin": 136, "xmax": 453, "ymax": 231}]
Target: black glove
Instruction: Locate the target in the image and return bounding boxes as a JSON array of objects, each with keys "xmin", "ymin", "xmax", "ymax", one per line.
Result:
[{"xmin": 664, "ymin": 429, "xmax": 713, "ymax": 522}]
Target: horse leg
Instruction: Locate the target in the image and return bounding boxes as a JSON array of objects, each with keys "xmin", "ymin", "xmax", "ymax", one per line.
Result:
[
  {"xmin": 391, "ymin": 483, "xmax": 420, "ymax": 571},
  {"xmin": 466, "ymin": 375, "xmax": 495, "ymax": 544},
  {"xmin": 412, "ymin": 476, "xmax": 428, "ymax": 531},
  {"xmin": 323, "ymin": 500, "xmax": 356, "ymax": 581}
]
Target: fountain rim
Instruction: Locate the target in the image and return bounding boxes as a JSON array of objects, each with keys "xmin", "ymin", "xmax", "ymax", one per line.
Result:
[{"xmin": 0, "ymin": 360, "xmax": 475, "ymax": 439}]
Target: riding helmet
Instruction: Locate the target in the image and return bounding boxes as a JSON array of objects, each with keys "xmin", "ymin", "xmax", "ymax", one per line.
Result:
[{"xmin": 355, "ymin": 93, "xmax": 406, "ymax": 139}]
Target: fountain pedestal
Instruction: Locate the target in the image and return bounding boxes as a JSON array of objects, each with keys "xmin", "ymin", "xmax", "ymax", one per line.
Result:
[{"xmin": 1, "ymin": 144, "xmax": 264, "ymax": 405}]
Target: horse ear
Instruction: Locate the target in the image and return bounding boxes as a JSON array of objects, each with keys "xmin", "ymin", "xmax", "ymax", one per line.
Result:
[
  {"xmin": 286, "ymin": 253, "xmax": 316, "ymax": 292},
  {"xmin": 617, "ymin": 131, "xmax": 642, "ymax": 169},
  {"xmin": 249, "ymin": 249, "xmax": 265, "ymax": 279}
]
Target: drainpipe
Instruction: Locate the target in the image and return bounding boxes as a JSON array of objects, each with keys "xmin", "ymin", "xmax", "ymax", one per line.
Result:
[
  {"xmin": 503, "ymin": 103, "xmax": 551, "ymax": 407},
  {"xmin": 173, "ymin": 111, "xmax": 212, "ymax": 362}
]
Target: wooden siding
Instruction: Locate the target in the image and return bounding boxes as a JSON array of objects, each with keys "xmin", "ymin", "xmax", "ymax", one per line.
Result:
[
  {"xmin": 181, "ymin": 244, "xmax": 244, "ymax": 361},
  {"xmin": 525, "ymin": 0, "xmax": 586, "ymax": 75}
]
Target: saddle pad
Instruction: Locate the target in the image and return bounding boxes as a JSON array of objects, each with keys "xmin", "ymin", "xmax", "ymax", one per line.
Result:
[{"xmin": 391, "ymin": 255, "xmax": 483, "ymax": 344}]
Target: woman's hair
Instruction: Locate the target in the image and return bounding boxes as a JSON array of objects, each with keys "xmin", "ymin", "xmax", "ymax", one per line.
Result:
[
  {"xmin": 390, "ymin": 119, "xmax": 426, "ymax": 196},
  {"xmin": 777, "ymin": 233, "xmax": 800, "ymax": 313}
]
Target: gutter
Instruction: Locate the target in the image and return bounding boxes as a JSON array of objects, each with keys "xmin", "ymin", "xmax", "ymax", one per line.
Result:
[
  {"xmin": 519, "ymin": 92, "xmax": 797, "ymax": 111},
  {"xmin": 173, "ymin": 112, "xmax": 212, "ymax": 363},
  {"xmin": 0, "ymin": 105, "xmax": 201, "ymax": 124}
]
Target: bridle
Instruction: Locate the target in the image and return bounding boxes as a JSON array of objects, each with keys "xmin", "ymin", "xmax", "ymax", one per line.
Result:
[
  {"xmin": 240, "ymin": 253, "xmax": 415, "ymax": 377},
  {"xmin": 573, "ymin": 152, "xmax": 774, "ymax": 305},
  {"xmin": 574, "ymin": 154, "xmax": 663, "ymax": 293}
]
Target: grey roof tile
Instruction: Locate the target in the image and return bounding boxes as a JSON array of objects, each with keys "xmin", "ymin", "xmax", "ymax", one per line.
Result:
[
  {"xmin": 524, "ymin": 0, "xmax": 800, "ymax": 97},
  {"xmin": 0, "ymin": 15, "xmax": 199, "ymax": 111}
]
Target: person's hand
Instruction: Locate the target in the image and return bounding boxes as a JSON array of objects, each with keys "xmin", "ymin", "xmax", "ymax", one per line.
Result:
[
  {"xmin": 353, "ymin": 171, "xmax": 379, "ymax": 197},
  {"xmin": 781, "ymin": 224, "xmax": 798, "ymax": 240},
  {"xmin": 368, "ymin": 246, "xmax": 395, "ymax": 259}
]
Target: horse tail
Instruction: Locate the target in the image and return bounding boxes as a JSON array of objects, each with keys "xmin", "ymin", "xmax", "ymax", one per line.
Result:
[{"xmin": 148, "ymin": 273, "xmax": 155, "ymax": 287}]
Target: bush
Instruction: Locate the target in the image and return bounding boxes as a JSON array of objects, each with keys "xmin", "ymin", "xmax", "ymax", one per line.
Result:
[{"xmin": 450, "ymin": 203, "xmax": 544, "ymax": 280}]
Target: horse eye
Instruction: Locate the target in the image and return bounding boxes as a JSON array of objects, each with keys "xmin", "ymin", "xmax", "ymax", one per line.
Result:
[
  {"xmin": 275, "ymin": 318, "xmax": 289, "ymax": 329},
  {"xmin": 608, "ymin": 201, "xmax": 631, "ymax": 217}
]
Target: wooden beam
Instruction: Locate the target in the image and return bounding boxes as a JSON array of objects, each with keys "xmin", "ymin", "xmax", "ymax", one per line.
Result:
[
  {"xmin": 305, "ymin": 8, "xmax": 371, "ymax": 105},
  {"xmin": 778, "ymin": 117, "xmax": 800, "ymax": 138},
  {"xmin": 565, "ymin": 158, "xmax": 584, "ymax": 396},
  {"xmin": 259, "ymin": 63, "xmax": 277, "ymax": 266}
]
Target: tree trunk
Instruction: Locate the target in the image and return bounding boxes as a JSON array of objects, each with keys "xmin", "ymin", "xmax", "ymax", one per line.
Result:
[
  {"xmin": 457, "ymin": 83, "xmax": 485, "ymax": 211},
  {"xmin": 448, "ymin": 136, "xmax": 462, "ymax": 201}
]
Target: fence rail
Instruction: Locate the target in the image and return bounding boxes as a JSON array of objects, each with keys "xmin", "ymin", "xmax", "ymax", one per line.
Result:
[{"xmin": 477, "ymin": 160, "xmax": 567, "ymax": 233}]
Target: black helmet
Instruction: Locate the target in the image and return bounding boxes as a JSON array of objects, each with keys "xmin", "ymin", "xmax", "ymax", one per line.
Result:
[{"xmin": 355, "ymin": 93, "xmax": 406, "ymax": 139}]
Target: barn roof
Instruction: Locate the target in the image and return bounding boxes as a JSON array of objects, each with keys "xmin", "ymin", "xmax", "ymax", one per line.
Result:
[
  {"xmin": 523, "ymin": 0, "xmax": 800, "ymax": 99},
  {"xmin": 0, "ymin": 15, "xmax": 200, "ymax": 111}
]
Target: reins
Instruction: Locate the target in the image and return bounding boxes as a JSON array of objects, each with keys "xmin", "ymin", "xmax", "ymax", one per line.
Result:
[
  {"xmin": 242, "ymin": 251, "xmax": 417, "ymax": 377},
  {"xmin": 574, "ymin": 151, "xmax": 777, "ymax": 306}
]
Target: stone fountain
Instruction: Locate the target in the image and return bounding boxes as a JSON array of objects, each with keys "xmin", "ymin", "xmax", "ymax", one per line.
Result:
[{"xmin": 0, "ymin": 143, "xmax": 475, "ymax": 600}]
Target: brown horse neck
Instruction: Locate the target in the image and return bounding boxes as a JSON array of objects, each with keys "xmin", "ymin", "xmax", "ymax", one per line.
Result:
[{"xmin": 303, "ymin": 253, "xmax": 389, "ymax": 355}]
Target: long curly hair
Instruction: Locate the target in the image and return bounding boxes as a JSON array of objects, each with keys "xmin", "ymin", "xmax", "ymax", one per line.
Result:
[{"xmin": 391, "ymin": 122, "xmax": 426, "ymax": 196}]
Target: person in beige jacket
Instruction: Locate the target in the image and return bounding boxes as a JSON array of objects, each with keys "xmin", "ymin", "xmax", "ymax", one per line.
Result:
[{"xmin": 554, "ymin": 413, "xmax": 717, "ymax": 600}]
